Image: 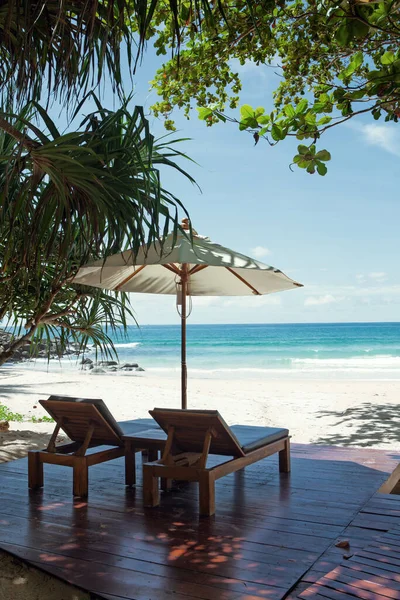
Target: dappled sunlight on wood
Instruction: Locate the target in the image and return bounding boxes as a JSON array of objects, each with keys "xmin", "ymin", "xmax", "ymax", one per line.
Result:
[
  {"xmin": 59, "ymin": 543, "xmax": 80, "ymax": 551},
  {"xmin": 37, "ymin": 502, "xmax": 65, "ymax": 511},
  {"xmin": 0, "ymin": 442, "xmax": 399, "ymax": 599}
]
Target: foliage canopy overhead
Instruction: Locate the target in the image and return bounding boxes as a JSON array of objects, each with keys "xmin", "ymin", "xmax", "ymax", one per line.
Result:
[{"xmin": 143, "ymin": 0, "xmax": 400, "ymax": 174}]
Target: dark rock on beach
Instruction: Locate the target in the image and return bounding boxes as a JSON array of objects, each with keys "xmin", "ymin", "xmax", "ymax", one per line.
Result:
[
  {"xmin": 80, "ymin": 358, "xmax": 93, "ymax": 365},
  {"xmin": 0, "ymin": 329, "xmax": 145, "ymax": 373},
  {"xmin": 86, "ymin": 361, "xmax": 145, "ymax": 374},
  {"xmin": 97, "ymin": 360, "xmax": 118, "ymax": 366},
  {"xmin": 0, "ymin": 329, "xmax": 79, "ymax": 364}
]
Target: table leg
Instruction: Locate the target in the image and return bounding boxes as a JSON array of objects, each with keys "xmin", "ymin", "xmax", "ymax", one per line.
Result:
[
  {"xmin": 125, "ymin": 443, "xmax": 136, "ymax": 486},
  {"xmin": 161, "ymin": 477, "xmax": 172, "ymax": 491}
]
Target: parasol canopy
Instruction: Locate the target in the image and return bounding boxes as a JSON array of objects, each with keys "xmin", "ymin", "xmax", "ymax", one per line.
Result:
[{"xmin": 73, "ymin": 220, "xmax": 303, "ymax": 407}]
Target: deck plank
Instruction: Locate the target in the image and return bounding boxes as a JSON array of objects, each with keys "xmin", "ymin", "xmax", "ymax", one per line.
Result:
[{"xmin": 0, "ymin": 438, "xmax": 399, "ymax": 600}]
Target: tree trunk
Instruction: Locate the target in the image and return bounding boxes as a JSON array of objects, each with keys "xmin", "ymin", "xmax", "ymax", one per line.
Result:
[{"xmin": 0, "ymin": 325, "xmax": 37, "ymax": 367}]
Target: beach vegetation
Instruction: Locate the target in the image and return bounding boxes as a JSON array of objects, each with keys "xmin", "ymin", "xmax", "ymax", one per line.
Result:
[
  {"xmin": 30, "ymin": 416, "xmax": 54, "ymax": 424},
  {"xmin": 0, "ymin": 405, "xmax": 54, "ymax": 423},
  {"xmin": 0, "ymin": 405, "xmax": 23, "ymax": 423}
]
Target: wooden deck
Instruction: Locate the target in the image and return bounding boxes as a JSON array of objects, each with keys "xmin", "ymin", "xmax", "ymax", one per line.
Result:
[
  {"xmin": 295, "ymin": 499, "xmax": 400, "ymax": 600},
  {"xmin": 0, "ymin": 434, "xmax": 399, "ymax": 600}
]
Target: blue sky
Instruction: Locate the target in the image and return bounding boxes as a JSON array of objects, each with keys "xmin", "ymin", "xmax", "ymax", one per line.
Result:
[{"xmin": 67, "ymin": 51, "xmax": 400, "ymax": 325}]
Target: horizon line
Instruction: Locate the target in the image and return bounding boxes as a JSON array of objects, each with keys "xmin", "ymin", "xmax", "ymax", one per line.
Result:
[{"xmin": 134, "ymin": 320, "xmax": 400, "ymax": 326}]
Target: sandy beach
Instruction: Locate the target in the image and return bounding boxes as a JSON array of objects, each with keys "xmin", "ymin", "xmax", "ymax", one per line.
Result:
[{"xmin": 1, "ymin": 367, "xmax": 400, "ymax": 462}]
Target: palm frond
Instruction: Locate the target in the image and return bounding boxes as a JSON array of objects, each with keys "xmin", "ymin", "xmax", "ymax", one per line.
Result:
[
  {"xmin": 0, "ymin": 96, "xmax": 195, "ymax": 365},
  {"xmin": 0, "ymin": 0, "xmax": 135, "ymax": 107}
]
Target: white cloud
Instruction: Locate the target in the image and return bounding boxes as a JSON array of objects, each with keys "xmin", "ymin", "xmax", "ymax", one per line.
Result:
[
  {"xmin": 306, "ymin": 282, "xmax": 400, "ymax": 299},
  {"xmin": 251, "ymin": 245, "xmax": 271, "ymax": 259},
  {"xmin": 356, "ymin": 272, "xmax": 388, "ymax": 284},
  {"xmin": 304, "ymin": 294, "xmax": 340, "ymax": 307},
  {"xmin": 359, "ymin": 124, "xmax": 400, "ymax": 157},
  {"xmin": 229, "ymin": 59, "xmax": 268, "ymax": 78},
  {"xmin": 368, "ymin": 271, "xmax": 387, "ymax": 283}
]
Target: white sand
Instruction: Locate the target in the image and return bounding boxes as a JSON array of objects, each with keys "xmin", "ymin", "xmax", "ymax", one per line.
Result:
[{"xmin": 1, "ymin": 367, "xmax": 400, "ymax": 458}]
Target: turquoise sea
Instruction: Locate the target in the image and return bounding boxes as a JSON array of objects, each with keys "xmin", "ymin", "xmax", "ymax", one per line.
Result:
[{"xmin": 107, "ymin": 322, "xmax": 400, "ymax": 380}]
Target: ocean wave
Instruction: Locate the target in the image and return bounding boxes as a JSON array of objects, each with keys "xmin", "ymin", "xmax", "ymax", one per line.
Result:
[
  {"xmin": 147, "ymin": 367, "xmax": 278, "ymax": 374},
  {"xmin": 113, "ymin": 342, "xmax": 141, "ymax": 349},
  {"xmin": 291, "ymin": 355, "xmax": 400, "ymax": 368},
  {"xmin": 145, "ymin": 354, "xmax": 400, "ymax": 376}
]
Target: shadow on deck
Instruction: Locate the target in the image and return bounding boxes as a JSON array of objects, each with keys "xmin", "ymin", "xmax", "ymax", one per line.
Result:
[{"xmin": 0, "ymin": 438, "xmax": 399, "ymax": 600}]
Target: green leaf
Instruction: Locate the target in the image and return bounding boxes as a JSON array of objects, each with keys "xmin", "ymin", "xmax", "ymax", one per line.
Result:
[
  {"xmin": 313, "ymin": 102, "xmax": 327, "ymax": 113},
  {"xmin": 381, "ymin": 51, "xmax": 396, "ymax": 65},
  {"xmin": 284, "ymin": 104, "xmax": 296, "ymax": 118},
  {"xmin": 240, "ymin": 116, "xmax": 259, "ymax": 129},
  {"xmin": 341, "ymin": 51, "xmax": 363, "ymax": 78},
  {"xmin": 305, "ymin": 112, "xmax": 316, "ymax": 125},
  {"xmin": 296, "ymin": 99, "xmax": 308, "ymax": 114},
  {"xmin": 348, "ymin": 90, "xmax": 365, "ymax": 100},
  {"xmin": 317, "ymin": 116, "xmax": 332, "ymax": 125},
  {"xmin": 257, "ymin": 115, "xmax": 270, "ymax": 125},
  {"xmin": 352, "ymin": 19, "xmax": 369, "ymax": 39},
  {"xmin": 271, "ymin": 124, "xmax": 285, "ymax": 141},
  {"xmin": 293, "ymin": 156, "xmax": 309, "ymax": 169},
  {"xmin": 317, "ymin": 162, "xmax": 328, "ymax": 176},
  {"xmin": 315, "ymin": 149, "xmax": 331, "ymax": 161},
  {"xmin": 255, "ymin": 106, "xmax": 265, "ymax": 117},
  {"xmin": 240, "ymin": 104, "xmax": 254, "ymax": 119},
  {"xmin": 297, "ymin": 145, "xmax": 309, "ymax": 155},
  {"xmin": 307, "ymin": 163, "xmax": 316, "ymax": 174},
  {"xmin": 335, "ymin": 23, "xmax": 351, "ymax": 46},
  {"xmin": 197, "ymin": 107, "xmax": 213, "ymax": 120}
]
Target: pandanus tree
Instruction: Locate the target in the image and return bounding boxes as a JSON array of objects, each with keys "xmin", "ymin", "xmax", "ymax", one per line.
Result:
[
  {"xmin": 0, "ymin": 1, "xmax": 196, "ymax": 362},
  {"xmin": 0, "ymin": 99, "xmax": 194, "ymax": 364}
]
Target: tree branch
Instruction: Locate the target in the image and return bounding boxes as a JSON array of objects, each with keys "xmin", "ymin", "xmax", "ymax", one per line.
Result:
[{"xmin": 0, "ymin": 323, "xmax": 37, "ymax": 366}]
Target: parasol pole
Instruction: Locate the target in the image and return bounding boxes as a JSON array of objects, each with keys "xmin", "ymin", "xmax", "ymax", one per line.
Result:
[{"xmin": 180, "ymin": 263, "xmax": 189, "ymax": 409}]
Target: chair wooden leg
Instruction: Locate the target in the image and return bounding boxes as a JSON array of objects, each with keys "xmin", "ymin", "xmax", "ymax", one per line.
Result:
[
  {"xmin": 73, "ymin": 458, "xmax": 89, "ymax": 497},
  {"xmin": 28, "ymin": 451, "xmax": 43, "ymax": 489},
  {"xmin": 199, "ymin": 471, "xmax": 215, "ymax": 516},
  {"xmin": 125, "ymin": 446, "xmax": 136, "ymax": 486},
  {"xmin": 143, "ymin": 465, "xmax": 160, "ymax": 507},
  {"xmin": 161, "ymin": 477, "xmax": 172, "ymax": 491},
  {"xmin": 279, "ymin": 439, "xmax": 291, "ymax": 473}
]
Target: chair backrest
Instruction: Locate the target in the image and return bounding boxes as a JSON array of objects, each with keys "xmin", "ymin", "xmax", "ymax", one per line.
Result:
[
  {"xmin": 149, "ymin": 408, "xmax": 245, "ymax": 457},
  {"xmin": 40, "ymin": 395, "xmax": 124, "ymax": 446}
]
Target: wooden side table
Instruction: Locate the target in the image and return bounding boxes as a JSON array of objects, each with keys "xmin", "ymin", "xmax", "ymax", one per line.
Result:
[{"xmin": 123, "ymin": 429, "xmax": 167, "ymax": 486}]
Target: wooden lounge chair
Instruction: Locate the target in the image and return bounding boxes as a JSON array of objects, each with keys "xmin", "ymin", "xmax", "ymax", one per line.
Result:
[
  {"xmin": 28, "ymin": 395, "xmax": 156, "ymax": 497},
  {"xmin": 143, "ymin": 408, "xmax": 291, "ymax": 516}
]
